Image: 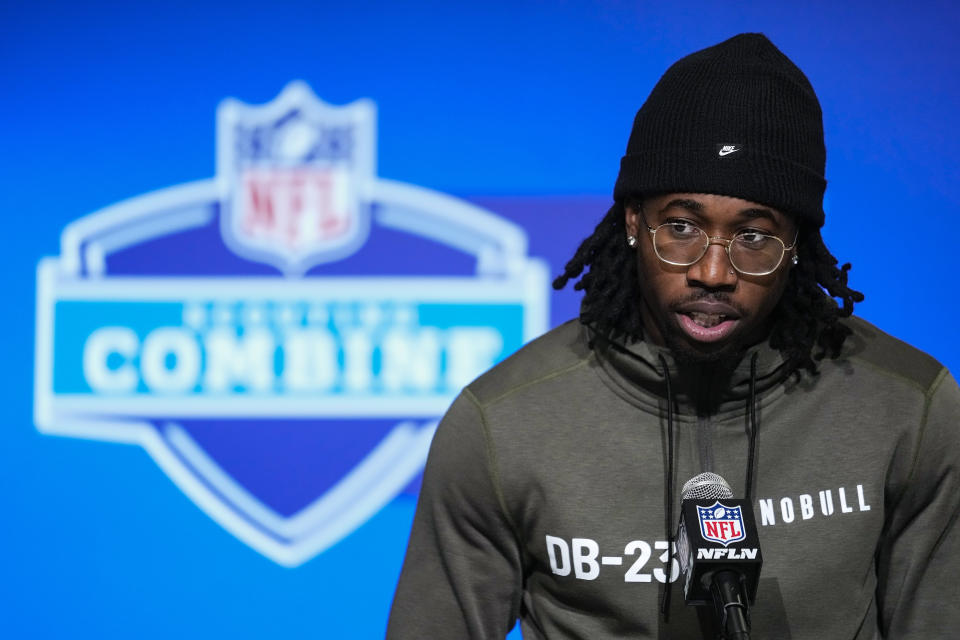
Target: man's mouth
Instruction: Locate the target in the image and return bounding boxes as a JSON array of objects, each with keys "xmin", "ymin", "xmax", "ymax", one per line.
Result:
[
  {"xmin": 687, "ymin": 311, "xmax": 728, "ymax": 328},
  {"xmin": 675, "ymin": 310, "xmax": 741, "ymax": 343}
]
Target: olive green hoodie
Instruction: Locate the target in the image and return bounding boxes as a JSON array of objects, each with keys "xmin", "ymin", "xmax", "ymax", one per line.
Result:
[{"xmin": 388, "ymin": 316, "xmax": 960, "ymax": 639}]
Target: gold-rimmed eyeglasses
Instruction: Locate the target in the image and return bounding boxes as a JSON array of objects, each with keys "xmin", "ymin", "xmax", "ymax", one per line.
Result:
[{"xmin": 643, "ymin": 217, "xmax": 798, "ymax": 276}]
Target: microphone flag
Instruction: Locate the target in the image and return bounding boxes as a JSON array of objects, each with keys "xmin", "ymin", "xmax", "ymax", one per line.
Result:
[{"xmin": 676, "ymin": 498, "xmax": 763, "ymax": 606}]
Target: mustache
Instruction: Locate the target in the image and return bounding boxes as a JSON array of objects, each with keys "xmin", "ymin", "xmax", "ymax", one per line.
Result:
[{"xmin": 669, "ymin": 292, "xmax": 749, "ymax": 317}]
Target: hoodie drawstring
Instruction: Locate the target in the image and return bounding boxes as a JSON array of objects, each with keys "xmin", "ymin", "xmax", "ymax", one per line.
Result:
[
  {"xmin": 745, "ymin": 351, "xmax": 760, "ymax": 503},
  {"xmin": 658, "ymin": 354, "xmax": 675, "ymax": 619}
]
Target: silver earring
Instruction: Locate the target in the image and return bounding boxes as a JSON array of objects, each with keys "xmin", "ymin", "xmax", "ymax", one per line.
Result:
[
  {"xmin": 791, "ymin": 255, "xmax": 799, "ymax": 265},
  {"xmin": 627, "ymin": 235, "xmax": 638, "ymax": 248},
  {"xmin": 728, "ymin": 269, "xmax": 736, "ymax": 275}
]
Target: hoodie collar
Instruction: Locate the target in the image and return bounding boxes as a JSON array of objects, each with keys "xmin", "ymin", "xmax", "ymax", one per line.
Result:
[{"xmin": 589, "ymin": 325, "xmax": 795, "ymax": 415}]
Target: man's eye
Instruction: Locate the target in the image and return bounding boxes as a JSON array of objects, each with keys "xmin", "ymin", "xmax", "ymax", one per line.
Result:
[
  {"xmin": 736, "ymin": 231, "xmax": 772, "ymax": 247},
  {"xmin": 664, "ymin": 221, "xmax": 700, "ymax": 237}
]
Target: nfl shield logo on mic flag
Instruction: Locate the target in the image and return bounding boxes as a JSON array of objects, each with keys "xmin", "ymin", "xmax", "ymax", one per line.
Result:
[{"xmin": 697, "ymin": 501, "xmax": 746, "ymax": 546}]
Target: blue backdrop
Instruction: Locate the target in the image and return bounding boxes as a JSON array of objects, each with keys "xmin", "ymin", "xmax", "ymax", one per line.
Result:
[{"xmin": 3, "ymin": 2, "xmax": 958, "ymax": 638}]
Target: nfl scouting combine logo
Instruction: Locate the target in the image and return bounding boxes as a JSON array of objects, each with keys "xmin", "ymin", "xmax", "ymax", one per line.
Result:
[
  {"xmin": 697, "ymin": 502, "xmax": 746, "ymax": 546},
  {"xmin": 34, "ymin": 82, "xmax": 548, "ymax": 566}
]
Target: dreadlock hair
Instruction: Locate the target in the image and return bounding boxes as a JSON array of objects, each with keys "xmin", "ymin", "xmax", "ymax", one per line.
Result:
[
  {"xmin": 552, "ymin": 198, "xmax": 865, "ymax": 376},
  {"xmin": 553, "ymin": 201, "xmax": 641, "ymax": 343},
  {"xmin": 768, "ymin": 221, "xmax": 864, "ymax": 374}
]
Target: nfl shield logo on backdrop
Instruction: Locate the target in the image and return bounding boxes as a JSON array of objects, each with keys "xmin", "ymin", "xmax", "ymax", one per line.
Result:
[
  {"xmin": 217, "ymin": 81, "xmax": 375, "ymax": 274},
  {"xmin": 697, "ymin": 501, "xmax": 746, "ymax": 546}
]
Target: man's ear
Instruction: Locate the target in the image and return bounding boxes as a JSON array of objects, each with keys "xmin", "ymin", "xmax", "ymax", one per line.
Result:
[{"xmin": 624, "ymin": 203, "xmax": 639, "ymax": 238}]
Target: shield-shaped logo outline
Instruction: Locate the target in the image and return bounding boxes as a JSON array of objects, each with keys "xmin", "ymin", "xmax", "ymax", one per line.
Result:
[{"xmin": 34, "ymin": 83, "xmax": 549, "ymax": 567}]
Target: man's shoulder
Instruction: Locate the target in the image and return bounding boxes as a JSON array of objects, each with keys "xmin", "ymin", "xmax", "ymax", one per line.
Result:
[
  {"xmin": 839, "ymin": 315, "xmax": 947, "ymax": 393},
  {"xmin": 465, "ymin": 319, "xmax": 594, "ymax": 407}
]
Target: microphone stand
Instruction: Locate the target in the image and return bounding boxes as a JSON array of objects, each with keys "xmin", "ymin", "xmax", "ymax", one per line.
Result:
[{"xmin": 710, "ymin": 570, "xmax": 751, "ymax": 640}]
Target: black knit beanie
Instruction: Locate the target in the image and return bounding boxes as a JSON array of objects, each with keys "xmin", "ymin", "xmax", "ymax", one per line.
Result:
[{"xmin": 613, "ymin": 33, "xmax": 826, "ymax": 227}]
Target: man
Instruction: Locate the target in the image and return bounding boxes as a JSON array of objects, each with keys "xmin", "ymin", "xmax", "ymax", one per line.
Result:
[{"xmin": 387, "ymin": 33, "xmax": 960, "ymax": 639}]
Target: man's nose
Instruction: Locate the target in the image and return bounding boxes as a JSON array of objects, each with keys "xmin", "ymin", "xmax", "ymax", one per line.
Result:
[{"xmin": 686, "ymin": 241, "xmax": 737, "ymax": 289}]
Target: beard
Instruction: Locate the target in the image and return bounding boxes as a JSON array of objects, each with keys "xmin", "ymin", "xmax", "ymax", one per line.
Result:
[{"xmin": 662, "ymin": 328, "xmax": 749, "ymax": 365}]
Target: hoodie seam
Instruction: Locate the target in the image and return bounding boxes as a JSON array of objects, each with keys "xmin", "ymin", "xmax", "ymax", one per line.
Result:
[
  {"xmin": 880, "ymin": 366, "xmax": 948, "ymax": 630},
  {"xmin": 463, "ymin": 388, "xmax": 521, "ymax": 536},
  {"xmin": 902, "ymin": 367, "xmax": 949, "ymax": 488},
  {"xmin": 476, "ymin": 356, "xmax": 595, "ymax": 408},
  {"xmin": 462, "ymin": 387, "xmax": 525, "ymax": 626},
  {"xmin": 846, "ymin": 354, "xmax": 940, "ymax": 395}
]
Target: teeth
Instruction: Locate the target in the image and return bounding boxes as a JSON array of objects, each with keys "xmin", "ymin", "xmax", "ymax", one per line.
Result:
[{"xmin": 689, "ymin": 312, "xmax": 727, "ymax": 328}]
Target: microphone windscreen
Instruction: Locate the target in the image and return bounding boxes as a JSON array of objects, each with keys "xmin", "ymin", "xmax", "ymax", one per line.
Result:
[{"xmin": 680, "ymin": 472, "xmax": 734, "ymax": 501}]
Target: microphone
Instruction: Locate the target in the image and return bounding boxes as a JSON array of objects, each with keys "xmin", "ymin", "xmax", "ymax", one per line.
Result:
[{"xmin": 675, "ymin": 473, "xmax": 762, "ymax": 640}]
